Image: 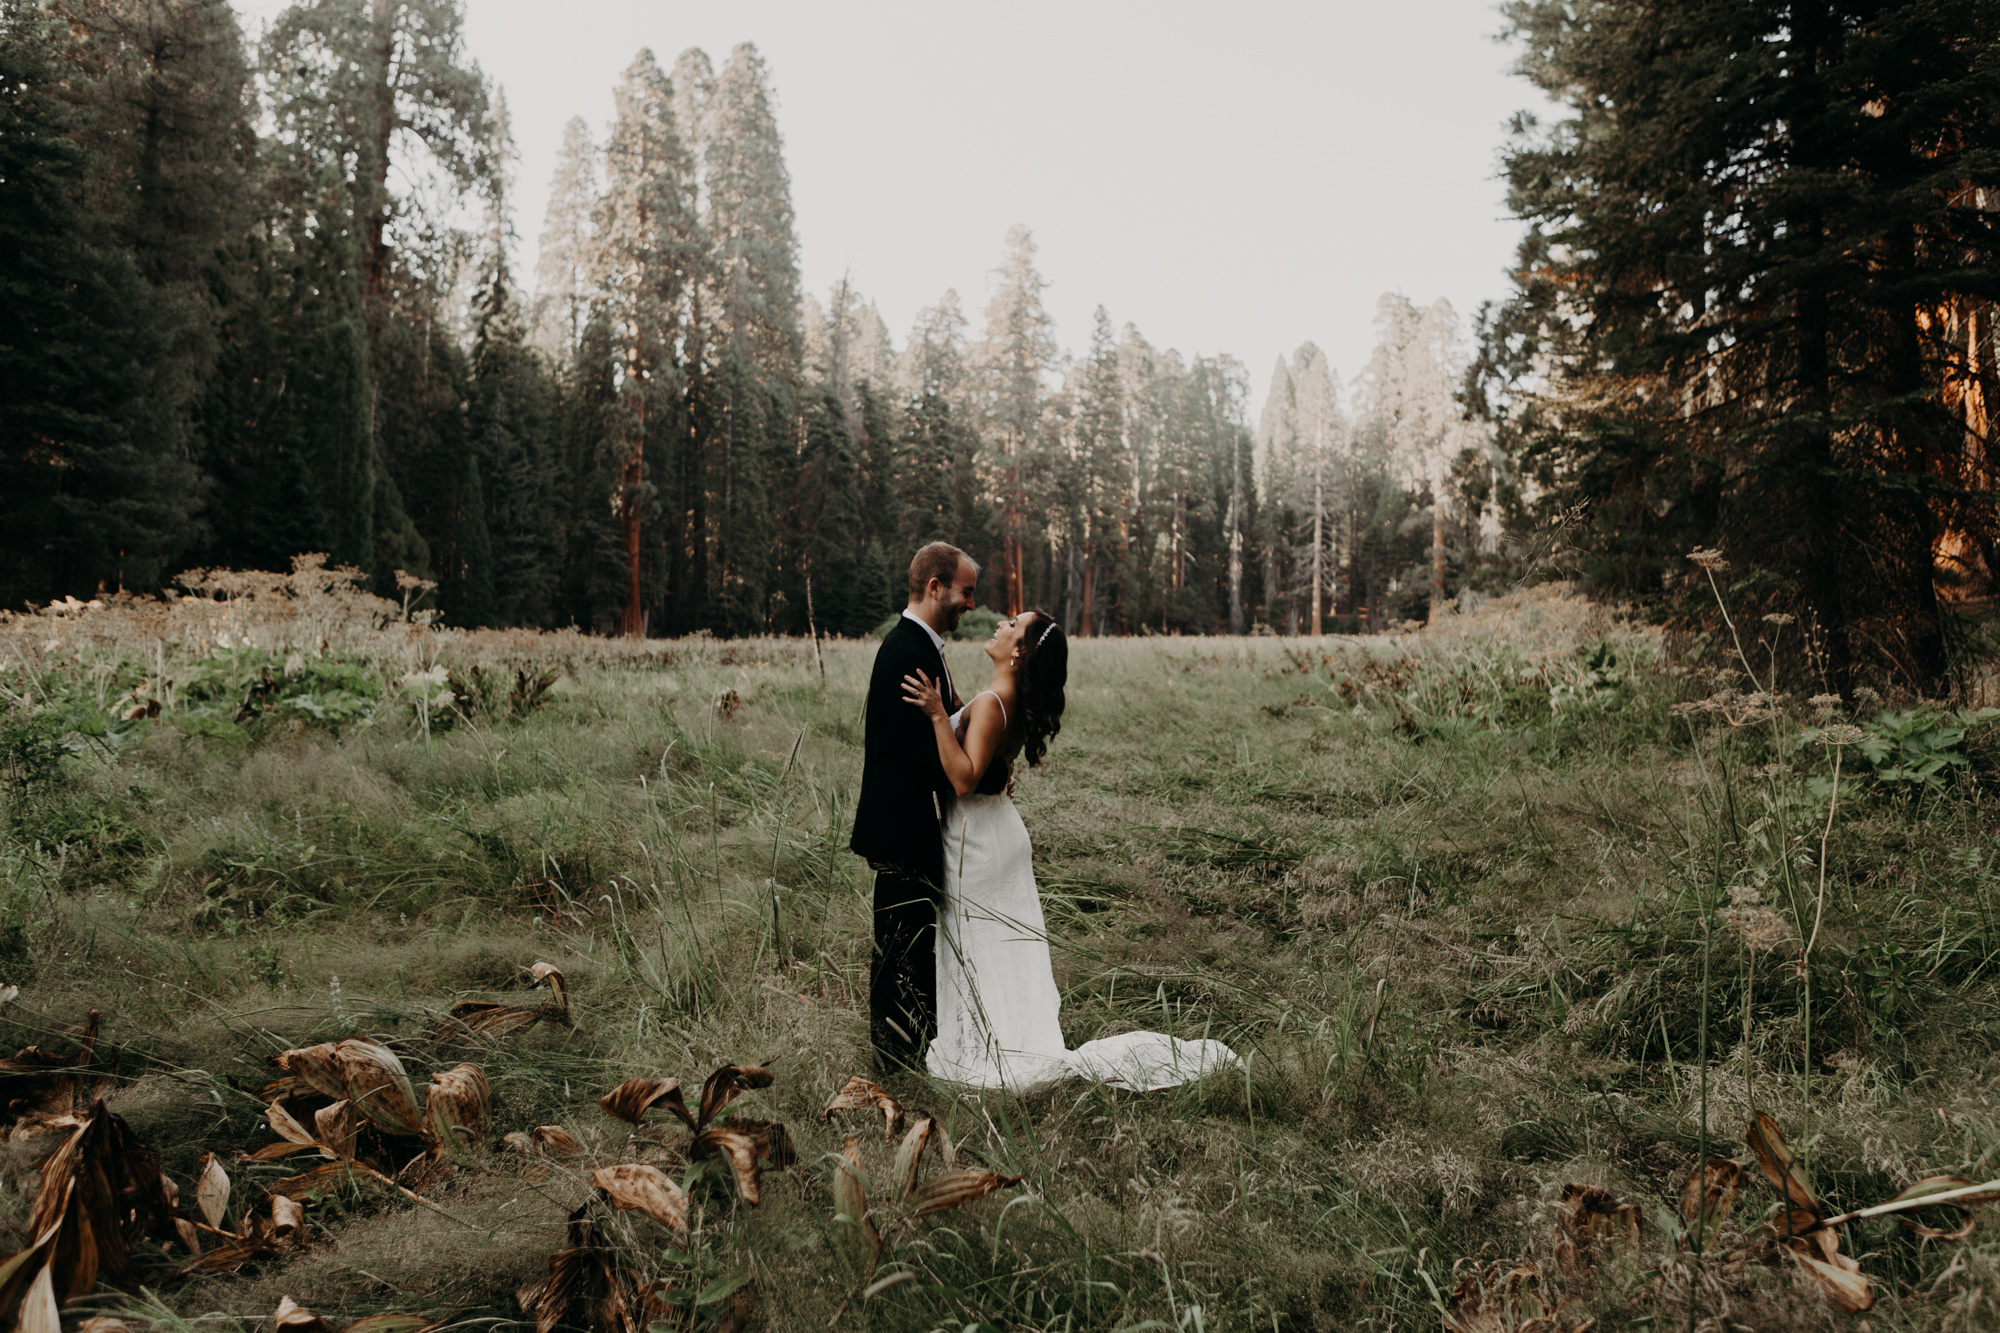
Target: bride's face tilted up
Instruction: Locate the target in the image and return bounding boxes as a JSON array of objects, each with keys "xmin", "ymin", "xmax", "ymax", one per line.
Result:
[{"xmin": 984, "ymin": 613, "xmax": 1038, "ymax": 670}]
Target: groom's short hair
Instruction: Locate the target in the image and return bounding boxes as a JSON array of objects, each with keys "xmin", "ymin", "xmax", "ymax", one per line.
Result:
[{"xmin": 909, "ymin": 542, "xmax": 975, "ymax": 599}]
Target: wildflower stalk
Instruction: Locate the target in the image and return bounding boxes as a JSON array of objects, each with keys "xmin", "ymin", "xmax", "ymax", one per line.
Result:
[{"xmin": 1690, "ymin": 548, "xmax": 1765, "ymax": 696}]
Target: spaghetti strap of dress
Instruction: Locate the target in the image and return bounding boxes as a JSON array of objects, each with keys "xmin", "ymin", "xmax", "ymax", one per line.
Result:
[{"xmin": 969, "ymin": 689, "xmax": 1007, "ymax": 728}]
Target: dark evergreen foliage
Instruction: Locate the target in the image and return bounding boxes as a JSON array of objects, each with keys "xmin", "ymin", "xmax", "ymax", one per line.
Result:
[
  {"xmin": 1474, "ymin": 0, "xmax": 2000, "ymax": 689},
  {"xmin": 41, "ymin": 4, "xmax": 1984, "ymax": 649}
]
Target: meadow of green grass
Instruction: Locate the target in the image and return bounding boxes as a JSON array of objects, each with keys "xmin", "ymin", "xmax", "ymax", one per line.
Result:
[{"xmin": 4, "ymin": 573, "xmax": 2000, "ymax": 1332}]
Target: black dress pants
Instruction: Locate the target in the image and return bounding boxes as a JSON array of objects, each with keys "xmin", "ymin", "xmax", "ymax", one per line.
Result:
[{"xmin": 870, "ymin": 862, "xmax": 940, "ymax": 1071}]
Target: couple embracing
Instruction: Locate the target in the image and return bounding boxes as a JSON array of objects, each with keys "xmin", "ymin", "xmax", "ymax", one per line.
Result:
[{"xmin": 849, "ymin": 542, "xmax": 1237, "ymax": 1093}]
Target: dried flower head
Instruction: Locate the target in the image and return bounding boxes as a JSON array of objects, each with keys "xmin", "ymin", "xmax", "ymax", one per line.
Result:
[
  {"xmin": 1819, "ymin": 724, "xmax": 1865, "ymax": 747},
  {"xmin": 1808, "ymin": 693, "xmax": 1842, "ymax": 713},
  {"xmin": 1727, "ymin": 885, "xmax": 1764, "ymax": 908},
  {"xmin": 1688, "ymin": 547, "xmax": 1730, "ymax": 572},
  {"xmin": 1721, "ymin": 905, "xmax": 1794, "ymax": 953},
  {"xmin": 1762, "ymin": 613, "xmax": 1796, "ymax": 626}
]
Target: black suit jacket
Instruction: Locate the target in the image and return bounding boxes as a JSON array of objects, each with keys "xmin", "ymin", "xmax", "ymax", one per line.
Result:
[{"xmin": 850, "ymin": 616, "xmax": 956, "ymax": 876}]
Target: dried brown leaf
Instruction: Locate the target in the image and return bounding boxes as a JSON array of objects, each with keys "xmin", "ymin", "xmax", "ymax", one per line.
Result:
[
  {"xmin": 270, "ymin": 1194, "xmax": 305, "ymax": 1236},
  {"xmin": 1784, "ymin": 1234, "xmax": 1874, "ymax": 1313},
  {"xmin": 273, "ymin": 1042, "xmax": 345, "ymax": 1101},
  {"xmin": 331, "ymin": 1040, "xmax": 426, "ymax": 1136},
  {"xmin": 178, "ymin": 1232, "xmax": 284, "ymax": 1275},
  {"xmin": 314, "ymin": 1099, "xmax": 359, "ymax": 1162},
  {"xmin": 1883, "ymin": 1174, "xmax": 1998, "ymax": 1237},
  {"xmin": 274, "ymin": 1296, "xmax": 339, "ymax": 1333},
  {"xmin": 821, "ymin": 1075, "xmax": 904, "ymax": 1141},
  {"xmin": 529, "ymin": 1205, "xmax": 616, "ymax": 1333},
  {"xmin": 697, "ymin": 1061, "xmax": 774, "ymax": 1130},
  {"xmin": 1444, "ymin": 1258, "xmax": 1581, "ymax": 1333},
  {"xmin": 427, "ymin": 1063, "xmax": 490, "ymax": 1147},
  {"xmin": 18, "ymin": 1261, "xmax": 58, "ymax": 1333},
  {"xmin": 266, "ymin": 1099, "xmax": 318, "ymax": 1145},
  {"xmin": 600, "ymin": 1077, "xmax": 694, "ymax": 1129},
  {"xmin": 276, "ymin": 1040, "xmax": 425, "ymax": 1137},
  {"xmin": 691, "ymin": 1128, "xmax": 762, "ymax": 1204},
  {"xmin": 31, "ymin": 1098, "xmax": 174, "ymax": 1299},
  {"xmin": 534, "ymin": 1125, "xmax": 585, "ymax": 1156},
  {"xmin": 0, "ymin": 1227, "xmax": 57, "ymax": 1333},
  {"xmin": 591, "ymin": 1164, "xmax": 690, "ymax": 1237},
  {"xmin": 430, "ymin": 1002, "xmax": 544, "ymax": 1041},
  {"xmin": 242, "ymin": 1139, "xmax": 324, "ymax": 1164},
  {"xmin": 1554, "ymin": 1182, "xmax": 1641, "ymax": 1278},
  {"xmin": 1678, "ymin": 1158, "xmax": 1743, "ymax": 1251},
  {"xmin": 909, "ymin": 1168, "xmax": 1024, "ymax": 1217},
  {"xmin": 503, "ymin": 1123, "xmax": 587, "ymax": 1160},
  {"xmin": 195, "ymin": 1152, "xmax": 230, "ymax": 1230},
  {"xmin": 830, "ymin": 1135, "xmax": 879, "ymax": 1283},
  {"xmin": 267, "ymin": 1159, "xmax": 410, "ymax": 1203},
  {"xmin": 397, "ymin": 1145, "xmax": 457, "ymax": 1194},
  {"xmin": 729, "ymin": 1118, "xmax": 796, "ymax": 1170},
  {"xmin": 530, "ymin": 962, "xmax": 569, "ymax": 1014},
  {"xmin": 894, "ymin": 1118, "xmax": 934, "ymax": 1203},
  {"xmin": 1746, "ymin": 1112, "xmax": 1819, "ymax": 1217}
]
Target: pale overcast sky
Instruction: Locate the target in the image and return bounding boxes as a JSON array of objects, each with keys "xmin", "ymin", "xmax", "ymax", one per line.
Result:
[{"xmin": 234, "ymin": 0, "xmax": 1549, "ymax": 406}]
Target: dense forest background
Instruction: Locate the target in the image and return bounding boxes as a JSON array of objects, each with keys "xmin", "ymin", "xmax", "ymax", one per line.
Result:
[{"xmin": 3, "ymin": 0, "xmax": 1997, "ymax": 689}]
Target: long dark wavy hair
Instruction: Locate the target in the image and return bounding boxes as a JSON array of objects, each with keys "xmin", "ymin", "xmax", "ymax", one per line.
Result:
[{"xmin": 1016, "ymin": 609, "xmax": 1068, "ymax": 767}]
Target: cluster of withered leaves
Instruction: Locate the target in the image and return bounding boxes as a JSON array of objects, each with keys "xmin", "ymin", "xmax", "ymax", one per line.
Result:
[
  {"xmin": 0, "ymin": 1099, "xmax": 209, "ymax": 1332},
  {"xmin": 1451, "ymin": 1112, "xmax": 2000, "ymax": 1327},
  {"xmin": 0, "ymin": 973, "xmax": 567, "ymax": 1333},
  {"xmin": 1680, "ymin": 1112, "xmax": 2000, "ymax": 1314},
  {"xmin": 425, "ymin": 963, "xmax": 570, "ymax": 1042},
  {"xmin": 598, "ymin": 1060, "xmax": 794, "ymax": 1204},
  {"xmin": 175, "ymin": 1151, "xmax": 309, "ymax": 1276},
  {"xmin": 515, "ymin": 1059, "xmax": 791, "ymax": 1333},
  {"xmin": 0, "ymin": 1005, "xmax": 331, "ymax": 1329},
  {"xmin": 257, "ymin": 1036, "xmax": 490, "ymax": 1198},
  {"xmin": 515, "ymin": 1202, "xmax": 756, "ymax": 1333},
  {"xmin": 1441, "ymin": 1187, "xmax": 1630, "ymax": 1332},
  {"xmin": 819, "ymin": 1076, "xmax": 1024, "ymax": 1289}
]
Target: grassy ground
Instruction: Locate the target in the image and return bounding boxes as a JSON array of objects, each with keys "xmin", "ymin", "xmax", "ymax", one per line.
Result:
[{"xmin": 5, "ymin": 573, "xmax": 2000, "ymax": 1331}]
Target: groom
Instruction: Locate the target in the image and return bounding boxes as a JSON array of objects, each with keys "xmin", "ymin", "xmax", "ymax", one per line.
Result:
[{"xmin": 851, "ymin": 542, "xmax": 978, "ymax": 1073}]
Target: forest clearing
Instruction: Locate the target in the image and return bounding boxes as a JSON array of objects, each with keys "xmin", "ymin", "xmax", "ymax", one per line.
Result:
[{"xmin": 3, "ymin": 570, "xmax": 1999, "ymax": 1331}]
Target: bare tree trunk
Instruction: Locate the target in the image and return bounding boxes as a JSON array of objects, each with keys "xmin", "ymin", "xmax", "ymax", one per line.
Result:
[
  {"xmin": 620, "ymin": 416, "xmax": 644, "ymax": 637},
  {"xmin": 804, "ymin": 567, "xmax": 825, "ymax": 682},
  {"xmin": 1310, "ymin": 465, "xmax": 1324, "ymax": 637},
  {"xmin": 1429, "ymin": 474, "xmax": 1447, "ymax": 623},
  {"xmin": 1227, "ymin": 426, "xmax": 1243, "ymax": 635},
  {"xmin": 1077, "ymin": 537, "xmax": 1094, "ymax": 638},
  {"xmin": 362, "ymin": 0, "xmax": 396, "ymax": 310},
  {"xmin": 1003, "ymin": 423, "xmax": 1024, "ymax": 614}
]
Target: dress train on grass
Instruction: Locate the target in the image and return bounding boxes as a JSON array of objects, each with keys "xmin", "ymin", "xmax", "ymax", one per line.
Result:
[{"xmin": 925, "ymin": 793, "xmax": 1238, "ymax": 1093}]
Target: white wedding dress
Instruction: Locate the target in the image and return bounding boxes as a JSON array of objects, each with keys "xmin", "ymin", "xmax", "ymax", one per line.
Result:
[{"xmin": 925, "ymin": 694, "xmax": 1239, "ymax": 1093}]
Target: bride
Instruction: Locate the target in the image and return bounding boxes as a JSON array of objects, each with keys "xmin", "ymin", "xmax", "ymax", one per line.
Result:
[{"xmin": 901, "ymin": 610, "xmax": 1238, "ymax": 1093}]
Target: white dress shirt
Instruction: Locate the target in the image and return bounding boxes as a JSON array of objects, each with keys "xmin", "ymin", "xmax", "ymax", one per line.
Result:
[{"xmin": 901, "ymin": 608, "xmax": 955, "ymax": 705}]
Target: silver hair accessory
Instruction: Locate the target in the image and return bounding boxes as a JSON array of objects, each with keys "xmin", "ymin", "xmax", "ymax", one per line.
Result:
[{"xmin": 1035, "ymin": 619, "xmax": 1058, "ymax": 648}]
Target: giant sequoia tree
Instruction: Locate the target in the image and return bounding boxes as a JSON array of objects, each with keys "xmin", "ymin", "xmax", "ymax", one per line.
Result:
[{"xmin": 1477, "ymin": 0, "xmax": 2000, "ymax": 689}]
